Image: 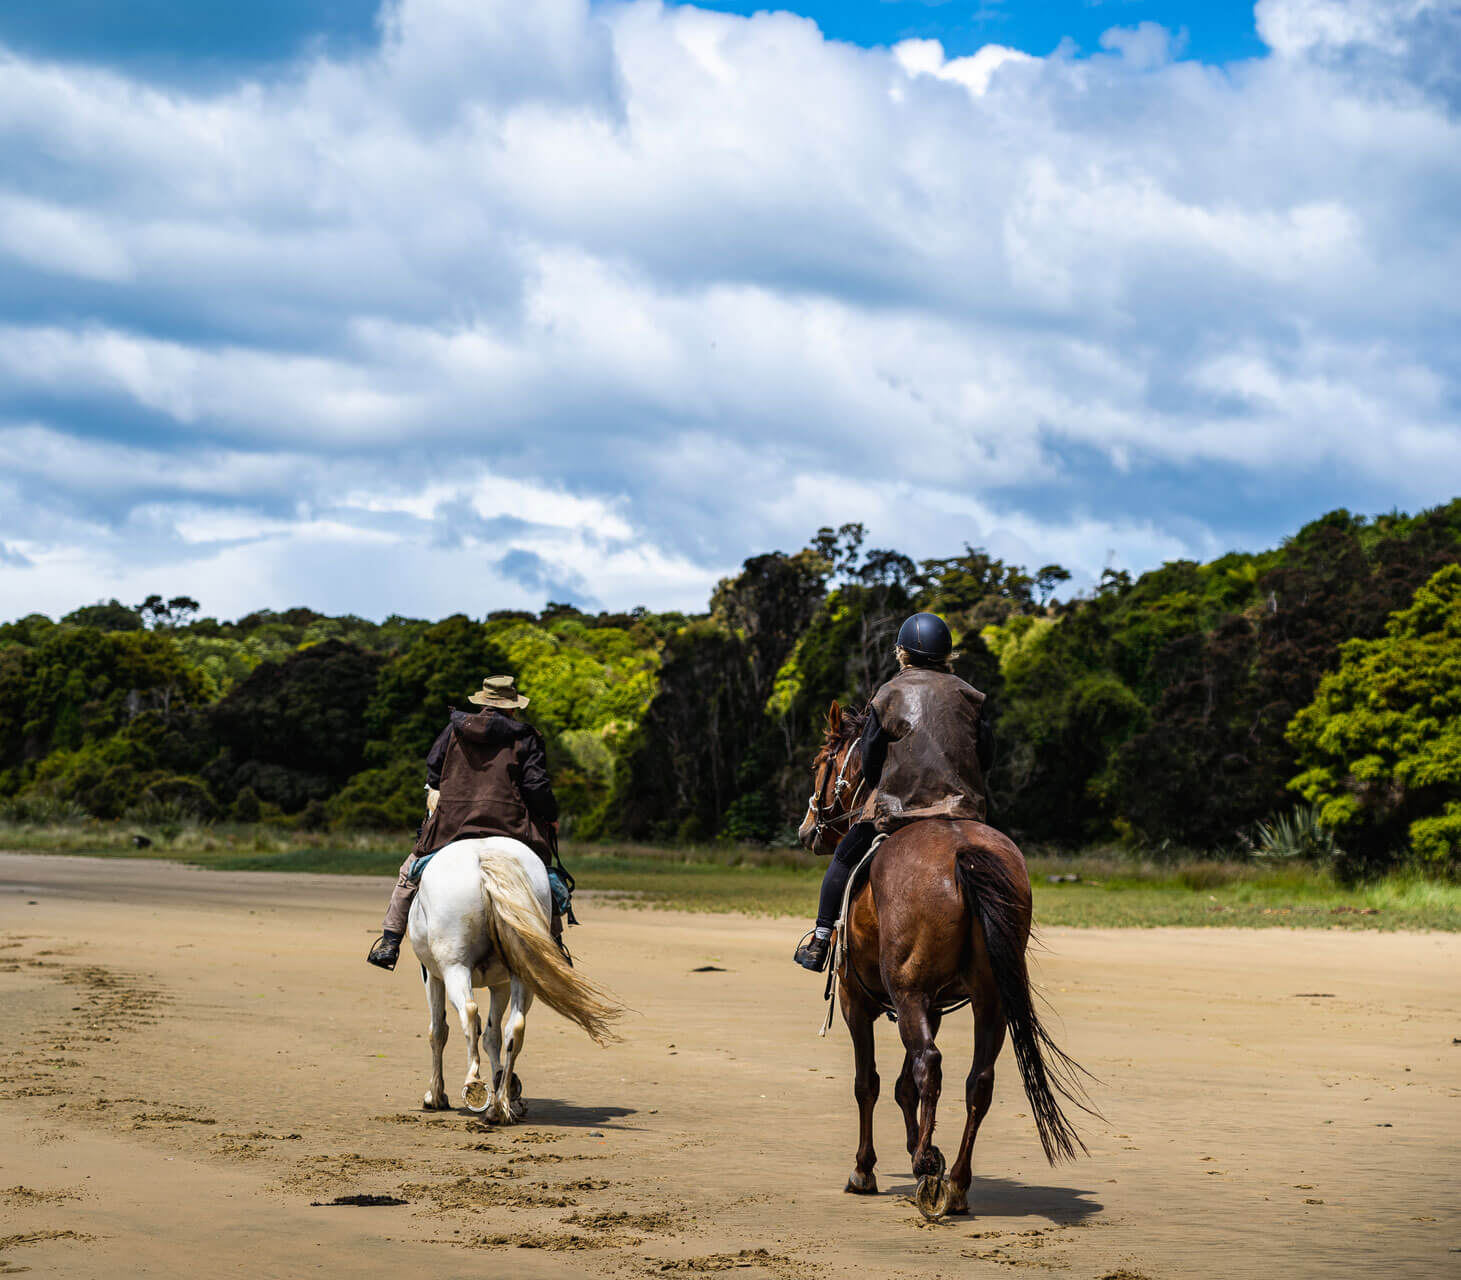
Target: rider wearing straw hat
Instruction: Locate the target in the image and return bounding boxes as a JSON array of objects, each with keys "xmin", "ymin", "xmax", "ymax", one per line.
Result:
[{"xmin": 367, "ymin": 674, "xmax": 560, "ymax": 971}]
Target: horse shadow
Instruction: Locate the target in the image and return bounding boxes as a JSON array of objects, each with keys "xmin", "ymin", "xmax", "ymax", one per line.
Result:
[
  {"xmin": 520, "ymin": 1097, "xmax": 639, "ymax": 1129},
  {"xmin": 881, "ymin": 1174, "xmax": 1103, "ymax": 1224}
]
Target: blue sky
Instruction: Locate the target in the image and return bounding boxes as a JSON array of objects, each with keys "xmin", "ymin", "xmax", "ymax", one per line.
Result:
[
  {"xmin": 0, "ymin": 1, "xmax": 1457, "ymax": 621},
  {"xmin": 0, "ymin": 1, "xmax": 1267, "ymax": 69}
]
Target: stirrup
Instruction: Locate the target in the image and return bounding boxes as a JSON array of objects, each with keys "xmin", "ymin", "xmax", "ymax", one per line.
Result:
[
  {"xmin": 794, "ymin": 930, "xmax": 831, "ymax": 973},
  {"xmin": 366, "ymin": 933, "xmax": 401, "ymax": 971}
]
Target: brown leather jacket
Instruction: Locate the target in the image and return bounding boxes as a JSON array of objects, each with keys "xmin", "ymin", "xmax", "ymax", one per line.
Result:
[
  {"xmin": 411, "ymin": 709, "xmax": 557, "ymax": 862},
  {"xmin": 861, "ymin": 666, "xmax": 988, "ymax": 831}
]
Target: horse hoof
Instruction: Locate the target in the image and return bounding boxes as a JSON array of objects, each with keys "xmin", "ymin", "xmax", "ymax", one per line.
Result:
[
  {"xmin": 844, "ymin": 1172, "xmax": 878, "ymax": 1195},
  {"xmin": 944, "ymin": 1185, "xmax": 970, "ymax": 1216},
  {"xmin": 912, "ymin": 1147, "xmax": 946, "ymax": 1180},
  {"xmin": 914, "ymin": 1174, "xmax": 953, "ymax": 1222},
  {"xmin": 422, "ymin": 1092, "xmax": 449, "ymax": 1111},
  {"xmin": 462, "ymin": 1080, "xmax": 490, "ymax": 1113}
]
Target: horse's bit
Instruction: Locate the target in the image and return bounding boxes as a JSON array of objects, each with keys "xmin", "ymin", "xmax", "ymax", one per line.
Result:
[{"xmin": 808, "ymin": 744, "xmax": 865, "ymax": 843}]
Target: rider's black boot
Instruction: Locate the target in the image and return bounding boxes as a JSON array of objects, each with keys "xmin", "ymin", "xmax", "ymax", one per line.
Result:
[
  {"xmin": 794, "ymin": 932, "xmax": 831, "ymax": 972},
  {"xmin": 550, "ymin": 906, "xmax": 574, "ymax": 966},
  {"xmin": 367, "ymin": 930, "xmax": 403, "ymax": 971}
]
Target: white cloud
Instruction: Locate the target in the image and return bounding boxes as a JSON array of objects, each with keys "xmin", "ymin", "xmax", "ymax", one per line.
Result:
[
  {"xmin": 1256, "ymin": 0, "xmax": 1431, "ymax": 58},
  {"xmin": 893, "ymin": 39, "xmax": 1036, "ymax": 94},
  {"xmin": 0, "ymin": 194, "xmax": 134, "ymax": 282},
  {"xmin": 0, "ymin": 0, "xmax": 1458, "ymax": 621}
]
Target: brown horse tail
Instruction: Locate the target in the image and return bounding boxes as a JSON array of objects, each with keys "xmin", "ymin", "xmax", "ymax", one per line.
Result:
[{"xmin": 956, "ymin": 849, "xmax": 1096, "ymax": 1164}]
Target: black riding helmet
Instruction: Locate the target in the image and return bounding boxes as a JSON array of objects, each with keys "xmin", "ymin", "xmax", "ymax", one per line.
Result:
[{"xmin": 896, "ymin": 612, "xmax": 952, "ymax": 660}]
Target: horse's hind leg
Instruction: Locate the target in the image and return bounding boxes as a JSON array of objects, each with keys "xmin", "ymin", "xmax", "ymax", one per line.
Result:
[
  {"xmin": 897, "ymin": 996, "xmax": 953, "ymax": 1220},
  {"xmin": 896, "ymin": 996, "xmax": 944, "ymax": 1177},
  {"xmin": 489, "ymin": 976, "xmax": 531, "ymax": 1124},
  {"xmin": 442, "ymin": 964, "xmax": 486, "ymax": 1111},
  {"xmin": 894, "ymin": 1005, "xmax": 942, "ymax": 1169},
  {"xmin": 422, "ymin": 969, "xmax": 450, "ymax": 1111},
  {"xmin": 839, "ymin": 981, "xmax": 880, "ymax": 1194},
  {"xmin": 945, "ymin": 996, "xmax": 1005, "ymax": 1216}
]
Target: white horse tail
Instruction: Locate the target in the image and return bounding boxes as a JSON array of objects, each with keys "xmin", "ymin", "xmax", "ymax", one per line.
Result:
[{"xmin": 477, "ymin": 849, "xmax": 623, "ymax": 1046}]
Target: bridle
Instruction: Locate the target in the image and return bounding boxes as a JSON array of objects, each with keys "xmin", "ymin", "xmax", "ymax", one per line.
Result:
[{"xmin": 807, "ymin": 738, "xmax": 865, "ymax": 845}]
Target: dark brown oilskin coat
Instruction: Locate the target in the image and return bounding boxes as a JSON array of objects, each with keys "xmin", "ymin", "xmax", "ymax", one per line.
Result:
[
  {"xmin": 863, "ymin": 666, "xmax": 987, "ymax": 831},
  {"xmin": 411, "ymin": 710, "xmax": 552, "ymax": 862}
]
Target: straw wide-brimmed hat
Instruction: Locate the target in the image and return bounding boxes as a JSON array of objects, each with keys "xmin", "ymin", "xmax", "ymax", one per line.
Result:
[{"xmin": 468, "ymin": 674, "xmax": 530, "ymax": 711}]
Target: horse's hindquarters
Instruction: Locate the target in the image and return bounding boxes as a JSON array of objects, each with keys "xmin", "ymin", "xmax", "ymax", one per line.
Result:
[{"xmin": 866, "ymin": 829, "xmax": 973, "ymax": 991}]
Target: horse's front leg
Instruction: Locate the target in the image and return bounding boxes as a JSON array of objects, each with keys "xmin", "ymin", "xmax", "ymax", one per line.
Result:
[
  {"xmin": 489, "ymin": 976, "xmax": 531, "ymax": 1124},
  {"xmin": 839, "ymin": 977, "xmax": 880, "ymax": 1194},
  {"xmin": 894, "ymin": 1047, "xmax": 919, "ymax": 1158},
  {"xmin": 483, "ymin": 983, "xmax": 507, "ymax": 1095},
  {"xmin": 422, "ymin": 970, "xmax": 450, "ymax": 1110}
]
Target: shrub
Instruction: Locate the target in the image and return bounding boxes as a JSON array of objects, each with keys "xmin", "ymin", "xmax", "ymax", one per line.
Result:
[
  {"xmin": 0, "ymin": 791, "xmax": 88, "ymax": 824},
  {"xmin": 1254, "ymin": 804, "xmax": 1338, "ymax": 863},
  {"xmin": 134, "ymin": 775, "xmax": 217, "ymax": 821},
  {"xmin": 229, "ymin": 785, "xmax": 261, "ymax": 823},
  {"xmin": 1409, "ymin": 802, "xmax": 1461, "ymax": 869},
  {"xmin": 332, "ymin": 801, "xmax": 397, "ymax": 831},
  {"xmin": 295, "ymin": 799, "xmax": 329, "ymax": 831}
]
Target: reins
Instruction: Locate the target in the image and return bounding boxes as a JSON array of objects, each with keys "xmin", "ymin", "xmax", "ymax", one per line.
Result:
[{"xmin": 807, "ymin": 741, "xmax": 865, "ymax": 844}]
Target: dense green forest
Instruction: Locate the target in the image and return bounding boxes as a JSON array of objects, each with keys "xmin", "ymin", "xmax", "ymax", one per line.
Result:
[{"xmin": 2, "ymin": 502, "xmax": 1459, "ymax": 877}]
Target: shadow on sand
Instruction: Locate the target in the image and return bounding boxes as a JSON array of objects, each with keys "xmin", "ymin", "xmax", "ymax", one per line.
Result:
[
  {"xmin": 880, "ymin": 1174, "xmax": 1103, "ymax": 1224},
  {"xmin": 519, "ymin": 1097, "xmax": 639, "ymax": 1129}
]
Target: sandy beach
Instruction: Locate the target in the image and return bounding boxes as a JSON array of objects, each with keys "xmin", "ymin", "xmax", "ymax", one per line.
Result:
[{"xmin": 1, "ymin": 852, "xmax": 1456, "ymax": 1279}]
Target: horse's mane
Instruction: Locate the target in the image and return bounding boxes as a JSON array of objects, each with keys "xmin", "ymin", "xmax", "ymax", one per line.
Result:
[{"xmin": 817, "ymin": 705, "xmax": 869, "ymax": 764}]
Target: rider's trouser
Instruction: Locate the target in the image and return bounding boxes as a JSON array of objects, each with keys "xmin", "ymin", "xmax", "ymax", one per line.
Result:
[
  {"xmin": 381, "ymin": 856, "xmax": 418, "ymax": 936},
  {"xmin": 815, "ymin": 822, "xmax": 878, "ymax": 931}
]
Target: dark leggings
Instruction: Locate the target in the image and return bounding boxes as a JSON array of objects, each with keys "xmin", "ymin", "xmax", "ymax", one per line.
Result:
[{"xmin": 816, "ymin": 822, "xmax": 878, "ymax": 931}]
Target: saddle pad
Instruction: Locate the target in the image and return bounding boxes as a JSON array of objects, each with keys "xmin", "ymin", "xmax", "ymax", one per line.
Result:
[{"xmin": 406, "ymin": 850, "xmax": 438, "ymax": 882}]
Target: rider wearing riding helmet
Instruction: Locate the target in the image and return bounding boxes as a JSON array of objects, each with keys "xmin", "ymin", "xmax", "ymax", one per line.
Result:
[{"xmin": 794, "ymin": 612, "xmax": 994, "ymax": 972}]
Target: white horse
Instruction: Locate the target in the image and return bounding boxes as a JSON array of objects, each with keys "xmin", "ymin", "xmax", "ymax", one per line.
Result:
[{"xmin": 407, "ymin": 836, "xmax": 621, "ymax": 1122}]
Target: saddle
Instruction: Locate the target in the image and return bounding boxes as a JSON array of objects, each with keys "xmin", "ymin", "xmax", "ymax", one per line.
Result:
[{"xmin": 817, "ymin": 831, "xmax": 972, "ymax": 1036}]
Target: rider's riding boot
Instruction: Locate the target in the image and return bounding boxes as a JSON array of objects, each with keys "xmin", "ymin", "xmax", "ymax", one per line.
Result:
[
  {"xmin": 549, "ymin": 904, "xmax": 574, "ymax": 965},
  {"xmin": 367, "ymin": 930, "xmax": 403, "ymax": 971},
  {"xmin": 794, "ymin": 932, "xmax": 831, "ymax": 972}
]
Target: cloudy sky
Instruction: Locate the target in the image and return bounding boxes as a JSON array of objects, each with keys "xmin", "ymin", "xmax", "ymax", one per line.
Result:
[{"xmin": 0, "ymin": 0, "xmax": 1457, "ymax": 621}]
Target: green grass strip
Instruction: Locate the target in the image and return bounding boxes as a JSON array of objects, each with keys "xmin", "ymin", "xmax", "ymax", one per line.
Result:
[{"xmin": 1, "ymin": 823, "xmax": 1456, "ymax": 930}]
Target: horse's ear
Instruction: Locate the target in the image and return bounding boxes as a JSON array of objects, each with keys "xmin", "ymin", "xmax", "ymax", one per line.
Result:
[{"xmin": 827, "ymin": 701, "xmax": 842, "ymax": 731}]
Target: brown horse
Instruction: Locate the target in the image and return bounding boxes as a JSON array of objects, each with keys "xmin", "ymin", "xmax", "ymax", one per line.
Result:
[{"xmin": 799, "ymin": 702, "xmax": 1093, "ymax": 1219}]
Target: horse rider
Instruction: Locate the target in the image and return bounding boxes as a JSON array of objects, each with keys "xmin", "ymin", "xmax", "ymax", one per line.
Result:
[
  {"xmin": 794, "ymin": 612, "xmax": 994, "ymax": 972},
  {"xmin": 367, "ymin": 674, "xmax": 560, "ymax": 971}
]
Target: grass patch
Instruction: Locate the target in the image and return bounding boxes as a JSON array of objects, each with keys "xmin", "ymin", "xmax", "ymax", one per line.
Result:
[
  {"xmin": 1024, "ymin": 859, "xmax": 1461, "ymax": 931},
  {"xmin": 0, "ymin": 822, "xmax": 1457, "ymax": 930}
]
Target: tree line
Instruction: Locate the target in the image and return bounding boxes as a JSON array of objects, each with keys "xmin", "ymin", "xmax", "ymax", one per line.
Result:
[{"xmin": 1, "ymin": 501, "xmax": 1458, "ymax": 876}]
